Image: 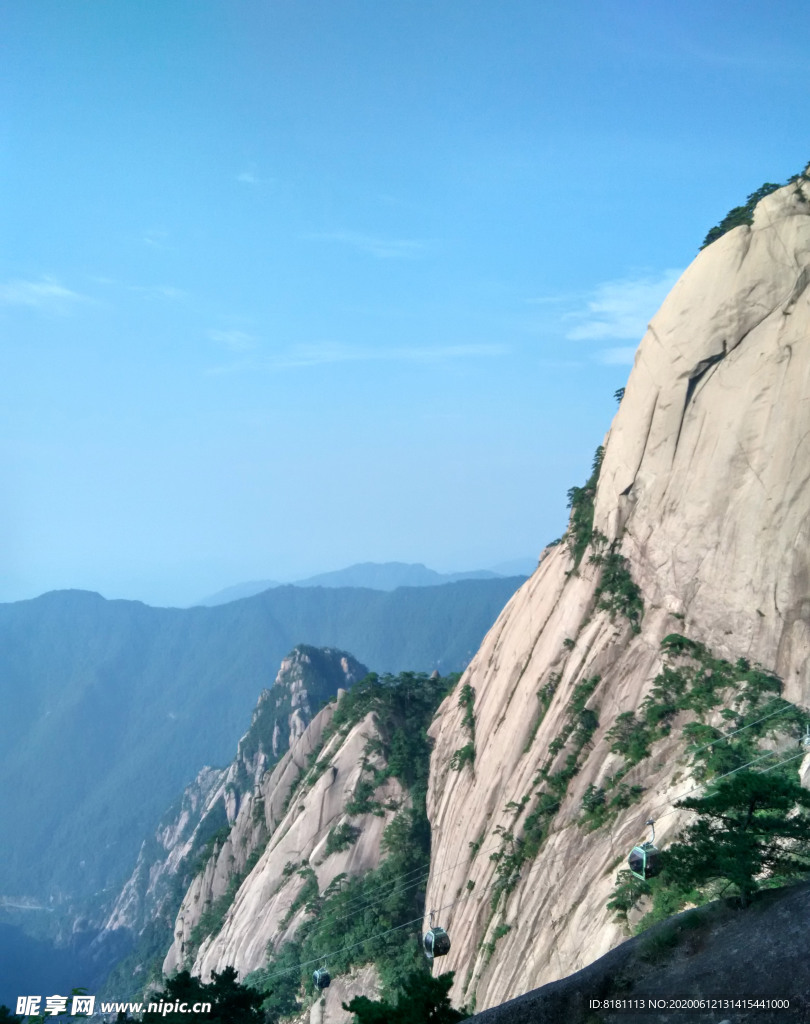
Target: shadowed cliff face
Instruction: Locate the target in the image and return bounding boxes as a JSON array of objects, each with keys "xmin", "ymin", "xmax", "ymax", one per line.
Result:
[{"xmin": 425, "ymin": 175, "xmax": 810, "ymax": 1013}]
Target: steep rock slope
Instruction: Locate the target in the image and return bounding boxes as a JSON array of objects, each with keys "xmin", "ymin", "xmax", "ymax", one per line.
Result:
[
  {"xmin": 164, "ymin": 669, "xmax": 454, "ymax": 1022},
  {"xmin": 425, "ymin": 173, "xmax": 810, "ymax": 1012},
  {"xmin": 163, "ymin": 701, "xmax": 401, "ymax": 980},
  {"xmin": 100, "ymin": 647, "xmax": 366, "ymax": 994}
]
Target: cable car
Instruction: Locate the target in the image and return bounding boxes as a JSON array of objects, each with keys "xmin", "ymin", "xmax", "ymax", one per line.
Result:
[
  {"xmin": 313, "ymin": 968, "xmax": 331, "ymax": 989},
  {"xmin": 628, "ymin": 819, "xmax": 662, "ymax": 881},
  {"xmin": 803, "ymin": 725, "xmax": 810, "ymax": 749},
  {"xmin": 423, "ymin": 911, "xmax": 451, "ymax": 961}
]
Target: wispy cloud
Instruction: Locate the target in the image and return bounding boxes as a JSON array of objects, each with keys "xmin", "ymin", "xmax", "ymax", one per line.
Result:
[
  {"xmin": 87, "ymin": 276, "xmax": 186, "ymax": 301},
  {"xmin": 0, "ymin": 277, "xmax": 88, "ymax": 311},
  {"xmin": 275, "ymin": 341, "xmax": 505, "ymax": 368},
  {"xmin": 305, "ymin": 231, "xmax": 430, "ymax": 260},
  {"xmin": 208, "ymin": 329, "xmax": 259, "ymax": 352},
  {"xmin": 524, "ymin": 292, "xmax": 580, "ymax": 306},
  {"xmin": 205, "ymin": 341, "xmax": 506, "ymax": 375},
  {"xmin": 236, "ymin": 162, "xmax": 269, "ymax": 186},
  {"xmin": 680, "ymin": 41, "xmax": 804, "ymax": 73},
  {"xmin": 142, "ymin": 228, "xmax": 169, "ymax": 248},
  {"xmin": 130, "ymin": 284, "xmax": 187, "ymax": 300},
  {"xmin": 565, "ymin": 269, "xmax": 682, "ymax": 342}
]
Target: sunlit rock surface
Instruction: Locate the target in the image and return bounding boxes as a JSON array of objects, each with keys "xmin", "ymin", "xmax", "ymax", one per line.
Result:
[
  {"xmin": 105, "ymin": 646, "xmax": 364, "ymax": 946},
  {"xmin": 425, "ymin": 174, "xmax": 810, "ymax": 1012},
  {"xmin": 164, "ymin": 701, "xmax": 403, "ymax": 985}
]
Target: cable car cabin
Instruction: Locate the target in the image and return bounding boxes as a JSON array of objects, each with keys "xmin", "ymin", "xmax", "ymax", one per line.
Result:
[
  {"xmin": 628, "ymin": 842, "xmax": 661, "ymax": 881},
  {"xmin": 313, "ymin": 969, "xmax": 331, "ymax": 990},
  {"xmin": 423, "ymin": 926, "xmax": 451, "ymax": 961}
]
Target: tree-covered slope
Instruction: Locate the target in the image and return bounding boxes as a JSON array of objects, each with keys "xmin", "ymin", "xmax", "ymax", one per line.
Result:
[{"xmin": 0, "ymin": 577, "xmax": 523, "ymax": 905}]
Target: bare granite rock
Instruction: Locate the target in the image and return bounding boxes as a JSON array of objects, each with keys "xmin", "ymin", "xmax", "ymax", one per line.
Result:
[{"xmin": 425, "ymin": 174, "xmax": 810, "ymax": 1013}]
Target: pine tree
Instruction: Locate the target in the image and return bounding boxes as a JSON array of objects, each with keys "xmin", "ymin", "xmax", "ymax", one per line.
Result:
[
  {"xmin": 665, "ymin": 769, "xmax": 810, "ymax": 906},
  {"xmin": 343, "ymin": 971, "xmax": 469, "ymax": 1024}
]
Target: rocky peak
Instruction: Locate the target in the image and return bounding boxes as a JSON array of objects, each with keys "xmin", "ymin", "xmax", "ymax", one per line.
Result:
[
  {"xmin": 160, "ymin": 668, "xmax": 456, "ymax": 1022},
  {"xmin": 236, "ymin": 646, "xmax": 369, "ymax": 781}
]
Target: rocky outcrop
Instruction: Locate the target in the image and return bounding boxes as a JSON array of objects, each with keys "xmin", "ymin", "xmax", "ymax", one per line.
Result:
[
  {"xmin": 425, "ymin": 173, "xmax": 810, "ymax": 1012},
  {"xmin": 101, "ymin": 645, "xmax": 367, "ymax": 976},
  {"xmin": 233, "ymin": 646, "xmax": 369, "ymax": 805},
  {"xmin": 103, "ymin": 765, "xmax": 229, "ymax": 935},
  {"xmin": 164, "ymin": 697, "xmax": 404, "ymax": 986}
]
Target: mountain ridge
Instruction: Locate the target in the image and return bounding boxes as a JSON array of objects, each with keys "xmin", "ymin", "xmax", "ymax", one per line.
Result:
[
  {"xmin": 0, "ymin": 577, "xmax": 524, "ymax": 911},
  {"xmin": 196, "ymin": 560, "xmax": 533, "ymax": 607}
]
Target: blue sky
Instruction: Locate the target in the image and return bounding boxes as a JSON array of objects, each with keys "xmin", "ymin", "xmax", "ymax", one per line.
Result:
[{"xmin": 2, "ymin": 1, "xmax": 809, "ymax": 606}]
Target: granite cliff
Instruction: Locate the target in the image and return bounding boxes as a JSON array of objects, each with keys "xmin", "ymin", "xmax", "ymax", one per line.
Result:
[
  {"xmin": 160, "ymin": 664, "xmax": 456, "ymax": 1023},
  {"xmin": 100, "ymin": 646, "xmax": 367, "ymax": 994},
  {"xmin": 424, "ymin": 170, "xmax": 810, "ymax": 1012}
]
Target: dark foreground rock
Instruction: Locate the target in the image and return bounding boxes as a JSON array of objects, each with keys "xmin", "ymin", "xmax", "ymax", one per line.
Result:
[{"xmin": 467, "ymin": 882, "xmax": 810, "ymax": 1024}]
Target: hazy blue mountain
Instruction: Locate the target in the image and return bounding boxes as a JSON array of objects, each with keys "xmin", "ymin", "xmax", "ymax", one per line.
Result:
[
  {"xmin": 488, "ymin": 556, "xmax": 537, "ymax": 576},
  {"xmin": 196, "ymin": 579, "xmax": 280, "ymax": 605},
  {"xmin": 197, "ymin": 560, "xmax": 528, "ymax": 606},
  {"xmin": 0, "ymin": 577, "xmax": 523, "ymax": 910},
  {"xmin": 0, "ymin": 920, "xmax": 121, "ymax": 1010},
  {"xmin": 291, "ymin": 561, "xmax": 502, "ymax": 589}
]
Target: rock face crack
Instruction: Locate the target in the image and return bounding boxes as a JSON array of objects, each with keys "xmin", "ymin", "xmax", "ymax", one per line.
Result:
[
  {"xmin": 684, "ymin": 344, "xmax": 727, "ymax": 408},
  {"xmin": 783, "ymin": 265, "xmax": 810, "ymax": 314},
  {"xmin": 673, "ymin": 344, "xmax": 727, "ymax": 454}
]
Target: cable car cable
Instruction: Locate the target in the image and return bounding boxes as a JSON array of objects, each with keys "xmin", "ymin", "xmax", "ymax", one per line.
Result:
[
  {"xmin": 756, "ymin": 749, "xmax": 807, "ymax": 774},
  {"xmin": 248, "ymin": 692, "xmax": 801, "ymax": 941},
  {"xmin": 255, "ymin": 744, "xmax": 810, "ymax": 989},
  {"xmin": 258, "ymin": 854, "xmax": 520, "ymax": 986},
  {"xmin": 253, "ymin": 705, "xmax": 810, "ymax": 987},
  {"xmin": 647, "ymin": 746, "xmax": 791, "ymax": 823},
  {"xmin": 683, "ymin": 700, "xmax": 796, "ymax": 759},
  {"xmin": 308, "ymin": 720, "xmax": 806, "ymax": 931}
]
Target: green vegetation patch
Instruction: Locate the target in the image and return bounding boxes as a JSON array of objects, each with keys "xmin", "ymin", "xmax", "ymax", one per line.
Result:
[
  {"xmin": 488, "ymin": 675, "xmax": 601, "ymax": 910},
  {"xmin": 324, "ymin": 822, "xmax": 362, "ymax": 857},
  {"xmin": 590, "ymin": 539, "xmax": 643, "ymax": 633},
  {"xmin": 700, "ymin": 181, "xmax": 783, "ymax": 249},
  {"xmin": 343, "ymin": 969, "xmax": 469, "ymax": 1024},
  {"xmin": 565, "ymin": 446, "xmax": 605, "ymax": 568},
  {"xmin": 606, "ymin": 634, "xmax": 810, "ymax": 929},
  {"xmin": 523, "ymin": 673, "xmax": 561, "ymax": 753},
  {"xmin": 700, "ymin": 166, "xmax": 810, "ymax": 249},
  {"xmin": 450, "ymin": 682, "xmax": 477, "ymax": 772},
  {"xmin": 580, "ymin": 781, "xmax": 644, "ymax": 832}
]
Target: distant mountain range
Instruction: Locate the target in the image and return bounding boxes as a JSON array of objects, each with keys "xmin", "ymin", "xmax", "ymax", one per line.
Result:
[
  {"xmin": 0, "ymin": 575, "xmax": 527, "ymax": 911},
  {"xmin": 196, "ymin": 558, "xmax": 536, "ymax": 606}
]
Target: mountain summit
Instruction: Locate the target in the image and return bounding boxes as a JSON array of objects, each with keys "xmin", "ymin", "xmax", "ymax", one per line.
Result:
[{"xmin": 197, "ymin": 561, "xmax": 530, "ymax": 606}]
